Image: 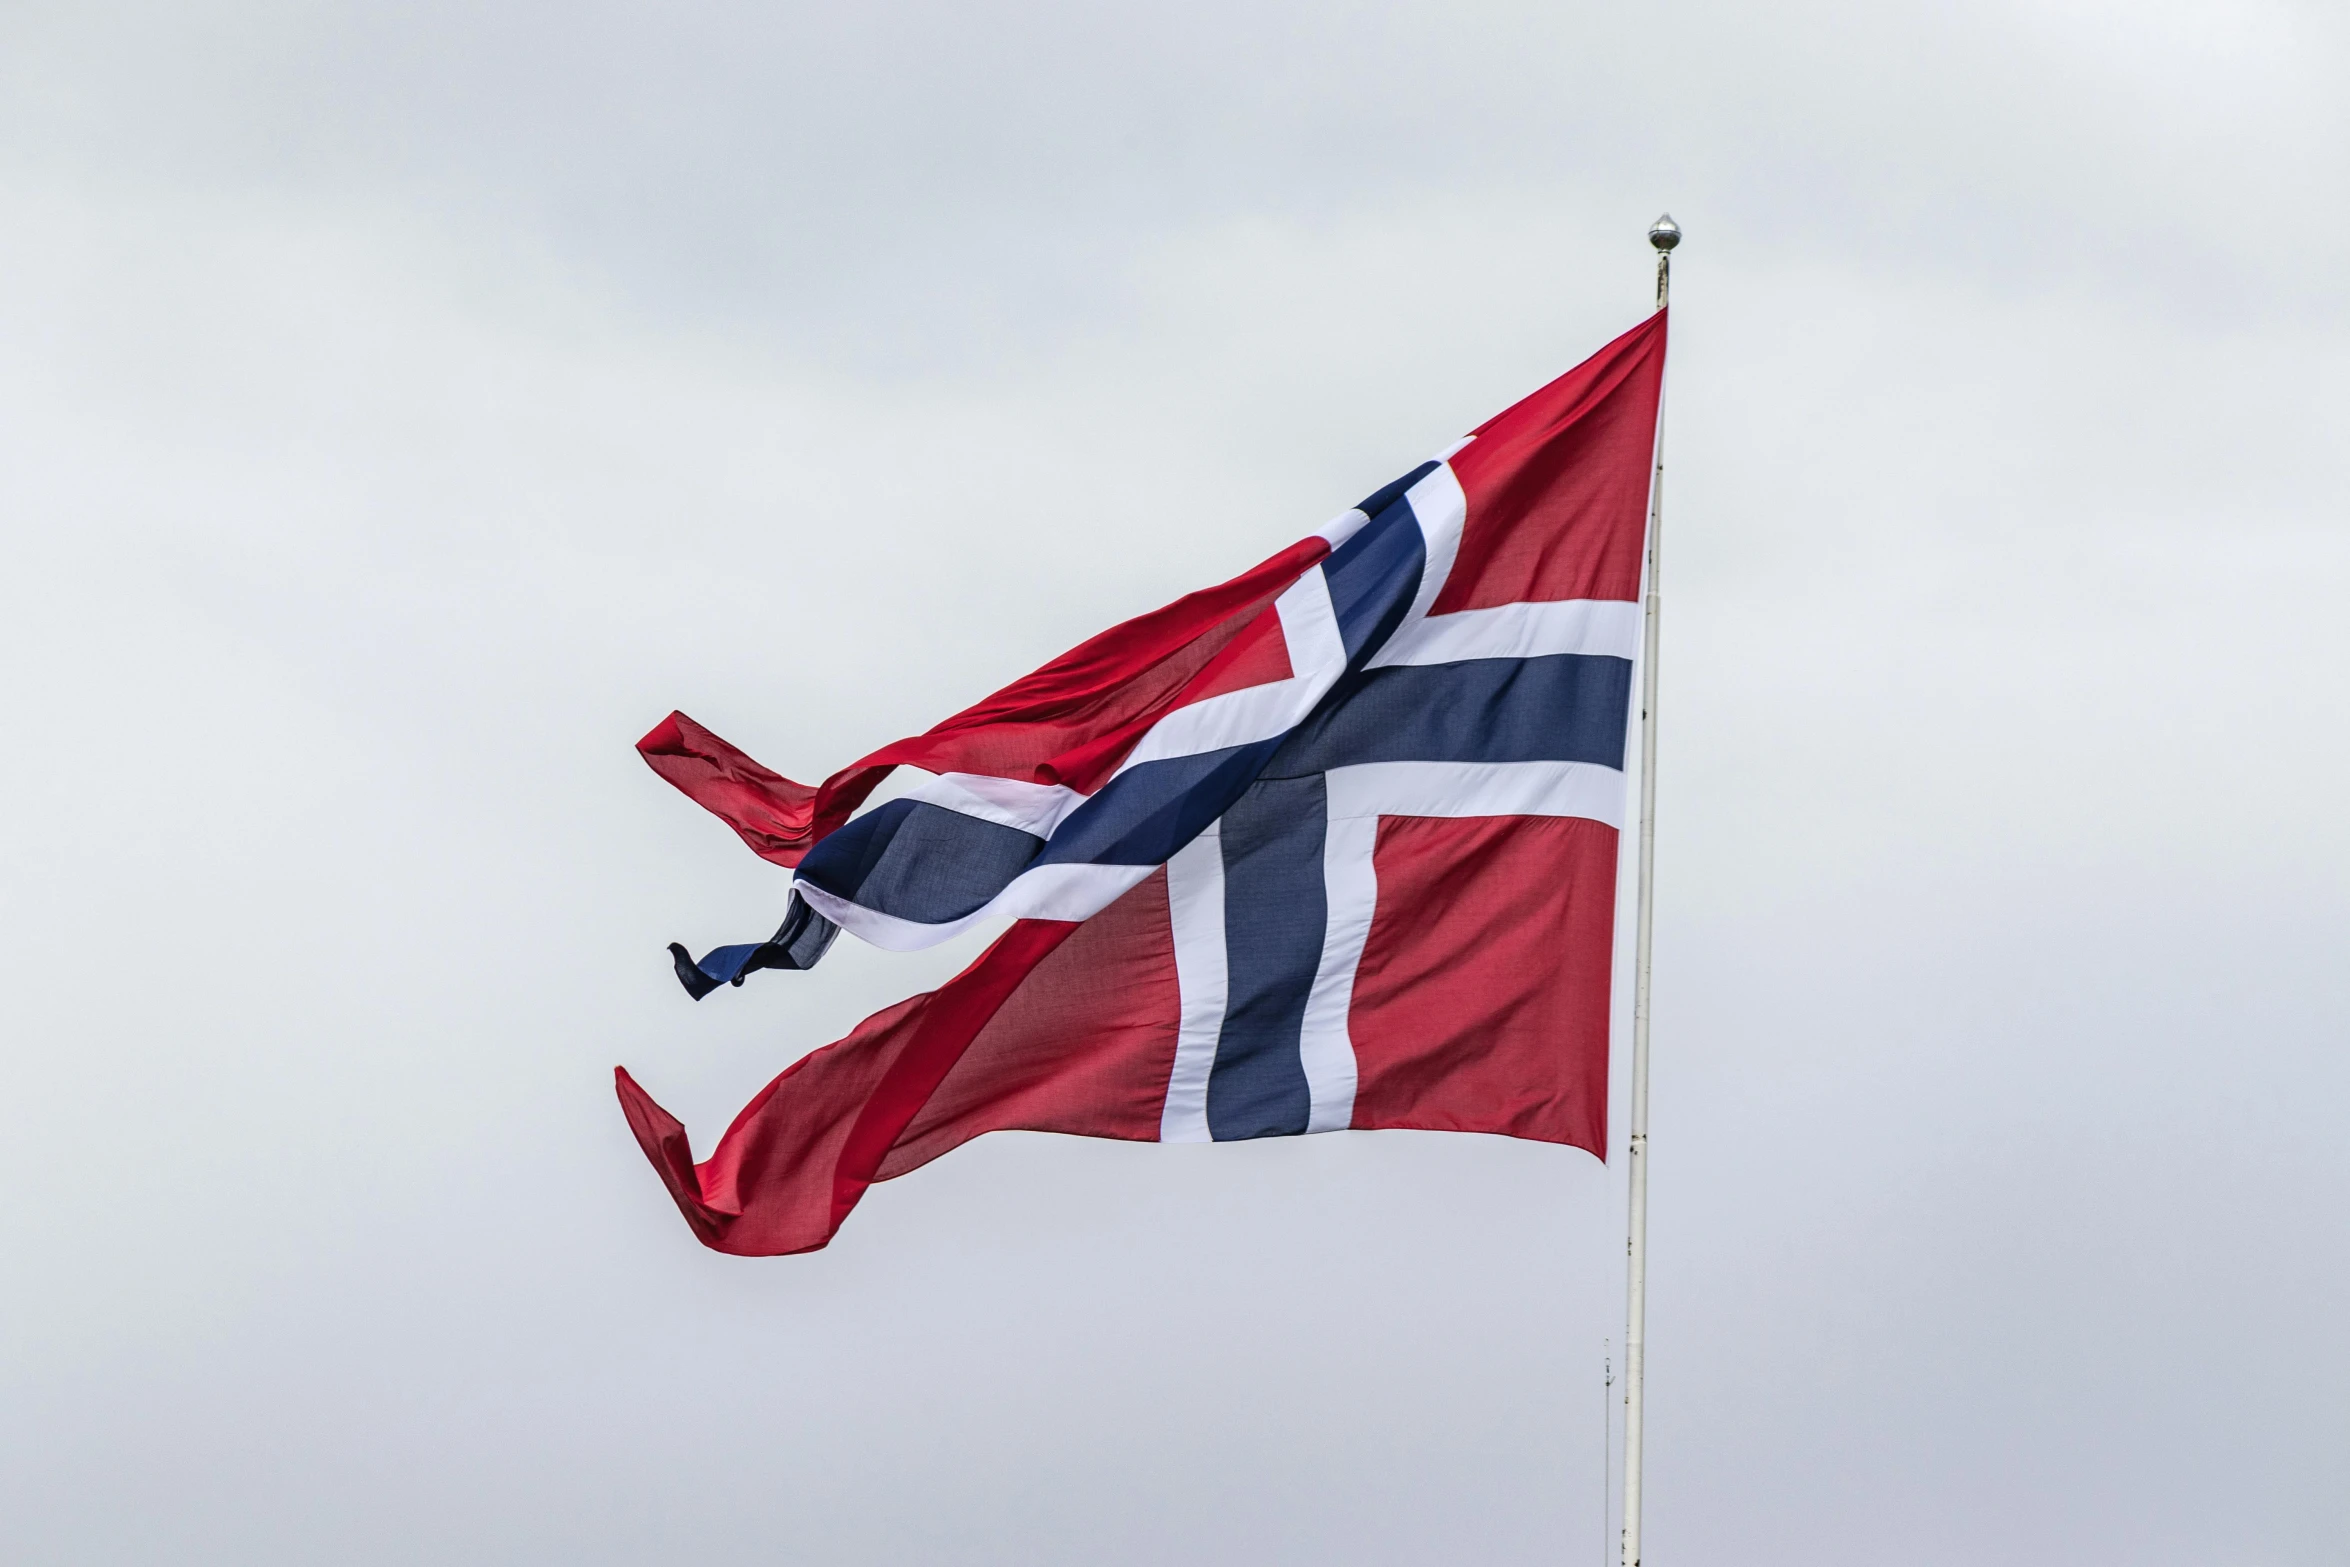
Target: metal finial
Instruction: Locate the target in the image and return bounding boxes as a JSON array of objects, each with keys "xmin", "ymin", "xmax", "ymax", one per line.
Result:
[{"xmin": 1647, "ymin": 213, "xmax": 1681, "ymax": 252}]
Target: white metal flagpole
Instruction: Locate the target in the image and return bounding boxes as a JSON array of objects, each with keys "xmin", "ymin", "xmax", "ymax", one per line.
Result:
[{"xmin": 1620, "ymin": 210, "xmax": 1679, "ymax": 1567}]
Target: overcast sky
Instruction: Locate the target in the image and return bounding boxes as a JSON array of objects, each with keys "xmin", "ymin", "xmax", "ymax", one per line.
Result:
[{"xmin": 2, "ymin": 3, "xmax": 2346, "ymax": 1563}]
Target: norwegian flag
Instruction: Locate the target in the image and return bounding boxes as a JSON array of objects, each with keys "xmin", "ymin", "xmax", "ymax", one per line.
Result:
[{"xmin": 619, "ymin": 311, "xmax": 1667, "ymax": 1255}]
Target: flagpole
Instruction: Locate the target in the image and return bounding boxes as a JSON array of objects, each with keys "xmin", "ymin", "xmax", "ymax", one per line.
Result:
[{"xmin": 1620, "ymin": 211, "xmax": 1678, "ymax": 1567}]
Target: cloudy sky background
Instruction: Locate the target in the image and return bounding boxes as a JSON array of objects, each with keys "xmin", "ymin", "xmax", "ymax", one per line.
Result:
[{"xmin": 2, "ymin": 2, "xmax": 2345, "ymax": 1562}]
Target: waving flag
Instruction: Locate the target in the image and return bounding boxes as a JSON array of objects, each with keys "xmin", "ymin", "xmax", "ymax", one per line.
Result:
[{"xmin": 620, "ymin": 311, "xmax": 1667, "ymax": 1254}]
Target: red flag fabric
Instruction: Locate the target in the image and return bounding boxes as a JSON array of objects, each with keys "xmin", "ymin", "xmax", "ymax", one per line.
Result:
[{"xmin": 622, "ymin": 311, "xmax": 1666, "ymax": 1253}]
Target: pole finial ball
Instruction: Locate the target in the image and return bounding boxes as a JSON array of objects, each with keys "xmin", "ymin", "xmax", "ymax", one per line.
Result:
[{"xmin": 1648, "ymin": 213, "xmax": 1681, "ymax": 252}]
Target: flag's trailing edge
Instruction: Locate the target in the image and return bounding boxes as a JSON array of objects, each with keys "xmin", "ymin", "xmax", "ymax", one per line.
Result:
[{"xmin": 621, "ymin": 310, "xmax": 1666, "ymax": 1255}]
